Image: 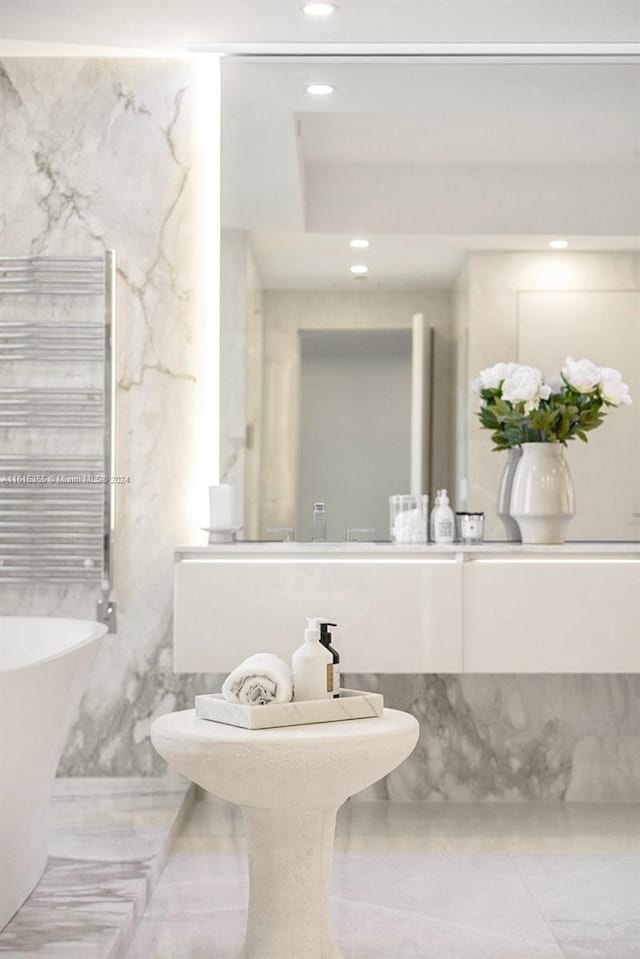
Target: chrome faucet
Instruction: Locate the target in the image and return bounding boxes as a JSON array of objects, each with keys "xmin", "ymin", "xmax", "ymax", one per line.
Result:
[
  {"xmin": 346, "ymin": 528, "xmax": 375, "ymax": 542},
  {"xmin": 267, "ymin": 527, "xmax": 296, "ymax": 542}
]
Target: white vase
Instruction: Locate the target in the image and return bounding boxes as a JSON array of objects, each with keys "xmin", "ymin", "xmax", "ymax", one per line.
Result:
[
  {"xmin": 496, "ymin": 447, "xmax": 522, "ymax": 541},
  {"xmin": 510, "ymin": 443, "xmax": 576, "ymax": 544}
]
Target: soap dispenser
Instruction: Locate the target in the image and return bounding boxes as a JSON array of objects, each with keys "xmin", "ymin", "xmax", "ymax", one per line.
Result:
[
  {"xmin": 319, "ymin": 621, "xmax": 340, "ymax": 699},
  {"xmin": 292, "ymin": 617, "xmax": 336, "ymax": 701},
  {"xmin": 432, "ymin": 489, "xmax": 455, "ymax": 544}
]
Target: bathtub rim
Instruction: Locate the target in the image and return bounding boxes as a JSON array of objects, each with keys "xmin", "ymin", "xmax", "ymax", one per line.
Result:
[{"xmin": 0, "ymin": 616, "xmax": 108, "ymax": 675}]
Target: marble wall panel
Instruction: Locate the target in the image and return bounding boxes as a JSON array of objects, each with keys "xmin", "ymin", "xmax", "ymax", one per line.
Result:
[{"xmin": 0, "ymin": 57, "xmax": 200, "ymax": 774}]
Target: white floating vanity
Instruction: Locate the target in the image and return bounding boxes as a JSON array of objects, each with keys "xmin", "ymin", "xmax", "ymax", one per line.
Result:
[{"xmin": 174, "ymin": 543, "xmax": 640, "ymax": 674}]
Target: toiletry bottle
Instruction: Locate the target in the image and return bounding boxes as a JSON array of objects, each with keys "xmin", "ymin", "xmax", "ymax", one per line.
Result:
[
  {"xmin": 319, "ymin": 621, "xmax": 340, "ymax": 698},
  {"xmin": 292, "ymin": 617, "xmax": 334, "ymax": 701},
  {"xmin": 312, "ymin": 502, "xmax": 327, "ymax": 542},
  {"xmin": 432, "ymin": 489, "xmax": 455, "ymax": 544},
  {"xmin": 430, "ymin": 490, "xmax": 442, "ymax": 541}
]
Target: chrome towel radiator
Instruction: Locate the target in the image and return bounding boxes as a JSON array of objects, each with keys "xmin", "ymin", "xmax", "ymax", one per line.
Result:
[{"xmin": 0, "ymin": 253, "xmax": 116, "ymax": 615}]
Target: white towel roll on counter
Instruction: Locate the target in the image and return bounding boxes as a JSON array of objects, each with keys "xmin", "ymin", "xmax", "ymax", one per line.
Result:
[{"xmin": 222, "ymin": 653, "xmax": 293, "ymax": 706}]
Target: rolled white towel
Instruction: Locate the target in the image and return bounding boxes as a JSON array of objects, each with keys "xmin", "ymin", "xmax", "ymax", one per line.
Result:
[{"xmin": 221, "ymin": 653, "xmax": 293, "ymax": 706}]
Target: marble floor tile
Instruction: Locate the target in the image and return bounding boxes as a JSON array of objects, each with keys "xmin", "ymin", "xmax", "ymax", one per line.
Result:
[
  {"xmin": 125, "ymin": 916, "xmax": 245, "ymax": 959},
  {"xmin": 511, "ymin": 854, "xmax": 640, "ymax": 923},
  {"xmin": 178, "ymin": 795, "xmax": 245, "ymax": 840},
  {"xmin": 48, "ymin": 776, "xmax": 192, "ymax": 864},
  {"xmin": 142, "ymin": 851, "xmax": 248, "ymax": 919},
  {"xmin": 0, "ymin": 858, "xmax": 151, "ymax": 959},
  {"xmin": 333, "ymin": 897, "xmax": 565, "ymax": 959},
  {"xmin": 10, "ymin": 787, "xmax": 636, "ymax": 959},
  {"xmin": 333, "ymin": 851, "xmax": 561, "ymax": 952},
  {"xmin": 337, "ymin": 800, "xmax": 640, "ymax": 853},
  {"xmin": 0, "ymin": 777, "xmax": 193, "ymax": 959},
  {"xmin": 548, "ymin": 920, "xmax": 640, "ymax": 959},
  {"xmin": 123, "ymin": 794, "xmax": 640, "ymax": 959},
  {"xmin": 128, "ymin": 889, "xmax": 564, "ymax": 959}
]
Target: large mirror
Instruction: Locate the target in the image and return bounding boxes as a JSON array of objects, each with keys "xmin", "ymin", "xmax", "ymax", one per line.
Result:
[{"xmin": 219, "ymin": 58, "xmax": 640, "ymax": 542}]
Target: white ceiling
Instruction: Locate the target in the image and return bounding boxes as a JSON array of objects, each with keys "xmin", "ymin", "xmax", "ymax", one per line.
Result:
[
  {"xmin": 249, "ymin": 233, "xmax": 467, "ymax": 289},
  {"xmin": 222, "ymin": 62, "xmax": 640, "ymax": 226},
  {"xmin": 1, "ymin": 0, "xmax": 639, "ymax": 51},
  {"xmin": 221, "ymin": 59, "xmax": 640, "ymax": 287},
  {"xmin": 301, "ymin": 106, "xmax": 636, "ymax": 166},
  {"xmin": 227, "ymin": 60, "xmax": 639, "ymax": 165},
  {"xmin": 249, "ymin": 232, "xmax": 640, "ymax": 290}
]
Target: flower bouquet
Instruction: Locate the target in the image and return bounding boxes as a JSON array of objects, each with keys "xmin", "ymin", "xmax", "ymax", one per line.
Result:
[
  {"xmin": 472, "ymin": 357, "xmax": 631, "ymax": 450},
  {"xmin": 471, "ymin": 358, "xmax": 632, "ymax": 543}
]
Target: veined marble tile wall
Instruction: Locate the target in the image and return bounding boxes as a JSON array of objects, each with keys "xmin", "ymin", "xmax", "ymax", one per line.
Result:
[
  {"xmin": 347, "ymin": 674, "xmax": 640, "ymax": 801},
  {"xmin": 1, "ymin": 59, "xmax": 639, "ymax": 799},
  {"xmin": 0, "ymin": 57, "xmax": 204, "ymax": 774}
]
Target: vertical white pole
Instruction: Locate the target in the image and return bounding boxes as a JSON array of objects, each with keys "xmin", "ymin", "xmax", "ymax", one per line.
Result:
[{"xmin": 411, "ymin": 312, "xmax": 434, "ymax": 497}]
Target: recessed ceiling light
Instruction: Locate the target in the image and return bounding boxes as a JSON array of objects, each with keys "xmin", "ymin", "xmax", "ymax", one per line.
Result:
[
  {"xmin": 549, "ymin": 239, "xmax": 569, "ymax": 249},
  {"xmin": 350, "ymin": 265, "xmax": 369, "ymax": 275},
  {"xmin": 303, "ymin": 2, "xmax": 338, "ymax": 16},
  {"xmin": 306, "ymin": 84, "xmax": 334, "ymax": 96},
  {"xmin": 350, "ymin": 239, "xmax": 369, "ymax": 249}
]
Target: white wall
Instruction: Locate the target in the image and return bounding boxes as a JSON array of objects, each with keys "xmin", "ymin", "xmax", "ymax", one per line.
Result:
[
  {"xmin": 244, "ymin": 244, "xmax": 264, "ymax": 540},
  {"xmin": 461, "ymin": 252, "xmax": 640, "ymax": 539}
]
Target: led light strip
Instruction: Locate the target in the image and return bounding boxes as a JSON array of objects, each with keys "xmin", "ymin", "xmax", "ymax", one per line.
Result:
[
  {"xmin": 179, "ymin": 557, "xmax": 458, "ymax": 565},
  {"xmin": 474, "ymin": 557, "xmax": 639, "ymax": 565},
  {"xmin": 177, "ymin": 555, "xmax": 639, "ymax": 566},
  {"xmin": 190, "ymin": 42, "xmax": 640, "ymax": 59},
  {"xmin": 192, "ymin": 54, "xmax": 222, "ymax": 534}
]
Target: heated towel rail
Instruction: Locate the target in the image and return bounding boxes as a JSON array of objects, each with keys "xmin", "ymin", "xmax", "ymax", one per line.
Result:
[{"xmin": 0, "ymin": 252, "xmax": 116, "ymax": 593}]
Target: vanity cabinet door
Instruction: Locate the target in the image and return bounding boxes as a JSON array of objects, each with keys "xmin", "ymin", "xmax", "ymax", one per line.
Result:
[
  {"xmin": 462, "ymin": 561, "xmax": 640, "ymax": 673},
  {"xmin": 174, "ymin": 559, "xmax": 462, "ymax": 673}
]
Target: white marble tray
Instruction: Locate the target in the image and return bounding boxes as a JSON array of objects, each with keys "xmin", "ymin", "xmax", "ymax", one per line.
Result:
[{"xmin": 194, "ymin": 689, "xmax": 384, "ymax": 730}]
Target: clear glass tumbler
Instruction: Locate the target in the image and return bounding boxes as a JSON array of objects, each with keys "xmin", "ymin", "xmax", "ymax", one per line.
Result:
[{"xmin": 312, "ymin": 502, "xmax": 327, "ymax": 542}]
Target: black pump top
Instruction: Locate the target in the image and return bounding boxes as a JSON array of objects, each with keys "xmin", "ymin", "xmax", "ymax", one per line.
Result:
[{"xmin": 319, "ymin": 621, "xmax": 337, "ymax": 645}]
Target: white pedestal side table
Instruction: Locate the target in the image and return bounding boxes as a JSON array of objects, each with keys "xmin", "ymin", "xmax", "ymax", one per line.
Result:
[{"xmin": 151, "ymin": 708, "xmax": 419, "ymax": 959}]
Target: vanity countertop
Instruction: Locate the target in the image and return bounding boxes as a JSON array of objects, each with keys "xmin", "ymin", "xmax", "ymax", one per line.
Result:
[{"xmin": 176, "ymin": 541, "xmax": 640, "ymax": 561}]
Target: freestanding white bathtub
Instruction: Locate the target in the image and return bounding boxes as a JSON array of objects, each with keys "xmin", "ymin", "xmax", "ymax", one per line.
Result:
[{"xmin": 0, "ymin": 616, "xmax": 106, "ymax": 930}]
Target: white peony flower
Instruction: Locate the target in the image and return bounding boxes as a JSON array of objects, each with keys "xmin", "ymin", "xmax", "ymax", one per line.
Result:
[
  {"xmin": 562, "ymin": 356, "xmax": 601, "ymax": 393},
  {"xmin": 471, "ymin": 361, "xmax": 519, "ymax": 395},
  {"xmin": 599, "ymin": 367, "xmax": 632, "ymax": 406},
  {"xmin": 539, "ymin": 383, "xmax": 552, "ymax": 401},
  {"xmin": 502, "ymin": 365, "xmax": 546, "ymax": 413},
  {"xmin": 546, "ymin": 375, "xmax": 564, "ymax": 395}
]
